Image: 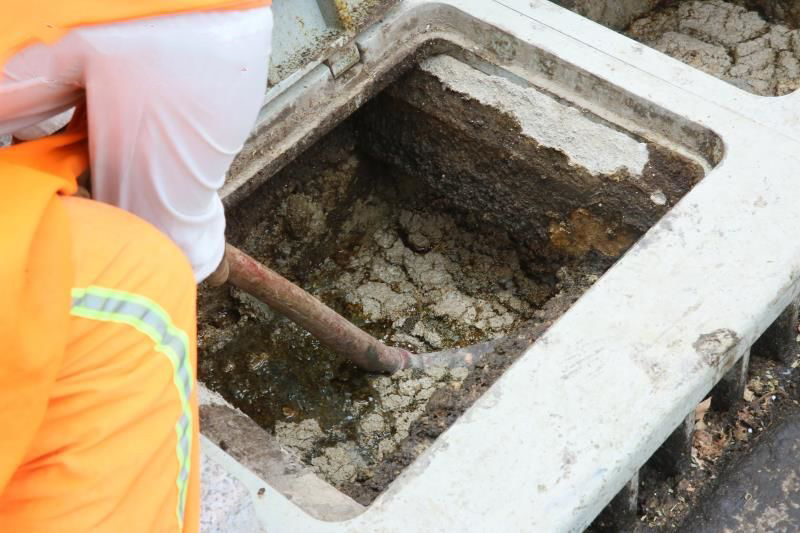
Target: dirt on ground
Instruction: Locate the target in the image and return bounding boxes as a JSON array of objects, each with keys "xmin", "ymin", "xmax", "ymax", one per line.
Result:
[
  {"xmin": 640, "ymin": 352, "xmax": 800, "ymax": 531},
  {"xmin": 626, "ymin": 0, "xmax": 800, "ymax": 96}
]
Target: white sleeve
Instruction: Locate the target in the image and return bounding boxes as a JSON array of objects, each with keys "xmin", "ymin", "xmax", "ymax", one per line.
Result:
[{"xmin": 77, "ymin": 7, "xmax": 273, "ymax": 280}]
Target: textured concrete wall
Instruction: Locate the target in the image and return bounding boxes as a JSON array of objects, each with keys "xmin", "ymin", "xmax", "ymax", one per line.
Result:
[{"xmin": 358, "ymin": 55, "xmax": 703, "ymax": 263}]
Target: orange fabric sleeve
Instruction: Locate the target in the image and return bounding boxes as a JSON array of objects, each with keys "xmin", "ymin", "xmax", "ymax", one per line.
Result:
[
  {"xmin": 1, "ymin": 198, "xmax": 198, "ymax": 532},
  {"xmin": 0, "ymin": 0, "xmax": 268, "ymax": 495},
  {"xmin": 0, "ymin": 111, "xmax": 88, "ymax": 187},
  {"xmin": 0, "ymin": 53, "xmax": 88, "ymax": 495},
  {"xmin": 0, "ymin": 165, "xmax": 73, "ymax": 490},
  {"xmin": 1, "ymin": 0, "xmax": 271, "ymax": 66}
]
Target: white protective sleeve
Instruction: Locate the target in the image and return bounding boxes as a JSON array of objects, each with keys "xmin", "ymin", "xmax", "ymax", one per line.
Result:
[{"xmin": 0, "ymin": 7, "xmax": 273, "ymax": 281}]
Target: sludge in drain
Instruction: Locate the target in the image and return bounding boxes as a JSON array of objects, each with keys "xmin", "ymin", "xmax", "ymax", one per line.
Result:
[{"xmin": 198, "ymin": 54, "xmax": 707, "ymax": 502}]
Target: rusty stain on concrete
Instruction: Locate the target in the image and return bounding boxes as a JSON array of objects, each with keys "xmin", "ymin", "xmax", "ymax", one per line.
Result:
[{"xmin": 548, "ymin": 208, "xmax": 640, "ymax": 258}]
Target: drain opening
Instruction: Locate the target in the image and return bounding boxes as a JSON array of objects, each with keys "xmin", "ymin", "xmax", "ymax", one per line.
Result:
[{"xmin": 198, "ymin": 54, "xmax": 707, "ymax": 503}]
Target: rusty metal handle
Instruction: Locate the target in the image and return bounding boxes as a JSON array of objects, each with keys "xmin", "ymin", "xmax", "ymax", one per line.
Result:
[{"xmin": 225, "ymin": 244, "xmax": 411, "ymax": 374}]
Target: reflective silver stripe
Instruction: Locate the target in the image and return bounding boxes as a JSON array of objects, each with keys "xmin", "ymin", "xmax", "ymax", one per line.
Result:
[
  {"xmin": 71, "ymin": 286, "xmax": 193, "ymax": 527},
  {"xmin": 71, "ymin": 292, "xmax": 192, "ymax": 395}
]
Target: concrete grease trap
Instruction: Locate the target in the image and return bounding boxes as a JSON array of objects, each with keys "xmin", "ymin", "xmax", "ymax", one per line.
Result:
[
  {"xmin": 197, "ymin": 0, "xmax": 800, "ymax": 531},
  {"xmin": 199, "ymin": 54, "xmax": 704, "ymax": 498}
]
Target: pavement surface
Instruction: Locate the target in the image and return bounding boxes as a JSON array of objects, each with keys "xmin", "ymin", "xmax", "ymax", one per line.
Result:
[{"xmin": 682, "ymin": 412, "xmax": 800, "ymax": 532}]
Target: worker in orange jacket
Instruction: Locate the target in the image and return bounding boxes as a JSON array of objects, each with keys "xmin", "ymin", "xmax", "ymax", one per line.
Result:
[{"xmin": 0, "ymin": 1, "xmax": 271, "ymax": 531}]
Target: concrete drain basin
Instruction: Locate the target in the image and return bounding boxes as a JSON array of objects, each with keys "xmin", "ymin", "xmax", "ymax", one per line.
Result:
[
  {"xmin": 197, "ymin": 1, "xmax": 800, "ymax": 531},
  {"xmin": 198, "ymin": 51, "xmax": 713, "ymax": 513}
]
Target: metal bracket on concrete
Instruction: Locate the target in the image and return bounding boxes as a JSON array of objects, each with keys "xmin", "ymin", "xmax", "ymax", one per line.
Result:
[
  {"xmin": 269, "ymin": 0, "xmax": 389, "ymax": 86},
  {"xmin": 324, "ymin": 42, "xmax": 362, "ymax": 78}
]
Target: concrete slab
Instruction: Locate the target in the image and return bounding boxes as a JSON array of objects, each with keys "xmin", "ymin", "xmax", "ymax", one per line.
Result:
[
  {"xmin": 200, "ymin": 444, "xmax": 264, "ymax": 533},
  {"xmin": 418, "ymin": 55, "xmax": 651, "ymax": 176},
  {"xmin": 200, "ymin": 0, "xmax": 800, "ymax": 531}
]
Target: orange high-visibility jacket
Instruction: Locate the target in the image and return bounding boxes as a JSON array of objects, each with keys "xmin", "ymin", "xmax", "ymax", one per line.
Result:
[{"xmin": 0, "ymin": 0, "xmax": 270, "ymax": 490}]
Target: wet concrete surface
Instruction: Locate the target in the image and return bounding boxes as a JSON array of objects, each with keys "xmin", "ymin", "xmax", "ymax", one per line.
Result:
[{"xmin": 682, "ymin": 409, "xmax": 800, "ymax": 532}]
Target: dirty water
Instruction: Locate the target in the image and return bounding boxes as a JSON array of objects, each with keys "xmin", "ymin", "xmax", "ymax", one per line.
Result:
[{"xmin": 199, "ymin": 141, "xmax": 598, "ymax": 489}]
